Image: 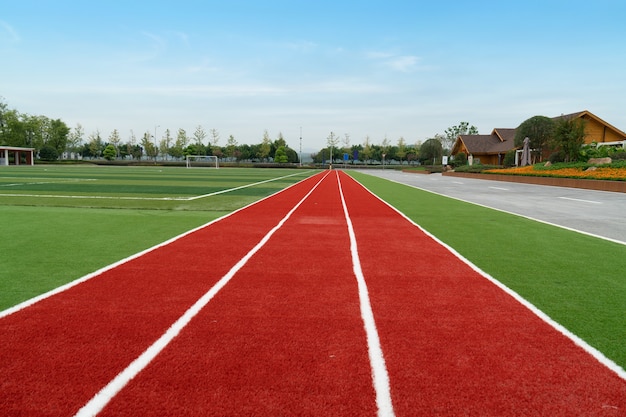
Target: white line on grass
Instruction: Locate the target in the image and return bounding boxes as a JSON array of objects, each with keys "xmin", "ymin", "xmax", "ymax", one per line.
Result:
[
  {"xmin": 187, "ymin": 171, "xmax": 311, "ymax": 200},
  {"xmin": 0, "ymin": 171, "xmax": 314, "ymax": 201},
  {"xmin": 336, "ymin": 171, "xmax": 395, "ymax": 417},
  {"xmin": 349, "ymin": 173, "xmax": 626, "ymax": 383},
  {"xmin": 72, "ymin": 171, "xmax": 330, "ymax": 417}
]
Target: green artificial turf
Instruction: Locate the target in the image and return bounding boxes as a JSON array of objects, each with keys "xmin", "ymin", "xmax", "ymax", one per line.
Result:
[
  {"xmin": 349, "ymin": 171, "xmax": 626, "ymax": 370},
  {"xmin": 0, "ymin": 205, "xmax": 223, "ymax": 310},
  {"xmin": 0, "ymin": 166, "xmax": 317, "ymax": 310}
]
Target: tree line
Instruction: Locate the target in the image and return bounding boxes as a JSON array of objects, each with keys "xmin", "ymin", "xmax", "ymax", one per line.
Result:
[{"xmin": 1, "ymin": 97, "xmax": 477, "ymax": 164}]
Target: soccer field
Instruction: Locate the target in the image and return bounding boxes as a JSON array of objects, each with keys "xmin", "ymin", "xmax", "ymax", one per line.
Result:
[{"xmin": 0, "ymin": 165, "xmax": 317, "ymax": 308}]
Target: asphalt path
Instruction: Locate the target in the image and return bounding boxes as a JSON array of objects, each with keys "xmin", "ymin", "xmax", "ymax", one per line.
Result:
[{"xmin": 358, "ymin": 170, "xmax": 626, "ymax": 245}]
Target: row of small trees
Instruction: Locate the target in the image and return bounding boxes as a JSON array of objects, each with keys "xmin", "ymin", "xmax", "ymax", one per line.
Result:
[
  {"xmin": 315, "ymin": 122, "xmax": 477, "ymax": 165},
  {"xmin": 78, "ymin": 127, "xmax": 299, "ymax": 163},
  {"xmin": 1, "ymin": 98, "xmax": 477, "ymax": 164}
]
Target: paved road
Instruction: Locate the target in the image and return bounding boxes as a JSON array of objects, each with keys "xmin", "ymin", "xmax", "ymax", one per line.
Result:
[{"xmin": 359, "ymin": 170, "xmax": 626, "ymax": 245}]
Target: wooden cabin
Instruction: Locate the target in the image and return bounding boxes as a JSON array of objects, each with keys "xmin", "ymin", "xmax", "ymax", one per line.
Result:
[{"xmin": 450, "ymin": 110, "xmax": 626, "ymax": 165}]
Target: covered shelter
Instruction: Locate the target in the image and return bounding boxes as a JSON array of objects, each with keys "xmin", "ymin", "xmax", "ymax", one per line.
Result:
[{"xmin": 0, "ymin": 146, "xmax": 35, "ymax": 166}]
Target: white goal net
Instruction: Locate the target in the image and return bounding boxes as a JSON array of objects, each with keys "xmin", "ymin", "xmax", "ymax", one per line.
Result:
[{"xmin": 186, "ymin": 155, "xmax": 219, "ymax": 169}]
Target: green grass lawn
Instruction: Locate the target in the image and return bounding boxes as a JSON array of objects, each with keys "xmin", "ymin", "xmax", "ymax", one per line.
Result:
[{"xmin": 0, "ymin": 165, "xmax": 316, "ymax": 309}]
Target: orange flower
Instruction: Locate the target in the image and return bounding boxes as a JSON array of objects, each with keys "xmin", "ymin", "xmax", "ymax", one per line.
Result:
[{"xmin": 484, "ymin": 166, "xmax": 626, "ymax": 181}]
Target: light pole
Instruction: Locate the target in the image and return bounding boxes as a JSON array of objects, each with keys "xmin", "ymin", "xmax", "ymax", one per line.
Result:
[{"xmin": 299, "ymin": 126, "xmax": 302, "ymax": 167}]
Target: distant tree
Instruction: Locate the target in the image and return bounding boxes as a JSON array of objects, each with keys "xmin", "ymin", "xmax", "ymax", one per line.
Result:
[
  {"xmin": 552, "ymin": 117, "xmax": 586, "ymax": 162},
  {"xmin": 274, "ymin": 146, "xmax": 288, "ymax": 163},
  {"xmin": 361, "ymin": 136, "xmax": 373, "ymax": 164},
  {"xmin": 46, "ymin": 119, "xmax": 69, "ymax": 155},
  {"xmin": 159, "ymin": 129, "xmax": 172, "ymax": 160},
  {"xmin": 419, "ymin": 138, "xmax": 443, "ymax": 164},
  {"xmin": 39, "ymin": 145, "xmax": 58, "ymax": 161},
  {"xmin": 259, "ymin": 130, "xmax": 272, "ymax": 161},
  {"xmin": 226, "ymin": 134, "xmax": 238, "ymax": 159},
  {"xmin": 107, "ymin": 129, "xmax": 121, "ymax": 158},
  {"xmin": 209, "ymin": 129, "xmax": 222, "ymax": 154},
  {"xmin": 342, "ymin": 133, "xmax": 351, "ymax": 159},
  {"xmin": 396, "ymin": 137, "xmax": 407, "ymax": 164},
  {"xmin": 327, "ymin": 131, "xmax": 340, "ymax": 163},
  {"xmin": 103, "ymin": 144, "xmax": 117, "ymax": 161},
  {"xmin": 515, "ymin": 116, "xmax": 555, "ymax": 161},
  {"xmin": 141, "ymin": 131, "xmax": 158, "ymax": 161},
  {"xmin": 67, "ymin": 124, "xmax": 84, "ymax": 154},
  {"xmin": 444, "ymin": 122, "xmax": 478, "ymax": 153},
  {"xmin": 193, "ymin": 125, "xmax": 207, "ymax": 146},
  {"xmin": 88, "ymin": 130, "xmax": 103, "ymax": 158}
]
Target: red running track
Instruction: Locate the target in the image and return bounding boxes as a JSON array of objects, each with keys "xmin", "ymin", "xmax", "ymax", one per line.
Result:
[{"xmin": 1, "ymin": 171, "xmax": 625, "ymax": 416}]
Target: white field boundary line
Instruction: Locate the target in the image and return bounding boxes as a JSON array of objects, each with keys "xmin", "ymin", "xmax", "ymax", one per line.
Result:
[
  {"xmin": 1, "ymin": 178, "xmax": 98, "ymax": 187},
  {"xmin": 73, "ymin": 171, "xmax": 330, "ymax": 417},
  {"xmin": 348, "ymin": 173, "xmax": 626, "ymax": 382},
  {"xmin": 377, "ymin": 174, "xmax": 626, "ymax": 247},
  {"xmin": 336, "ymin": 172, "xmax": 395, "ymax": 417},
  {"xmin": 0, "ymin": 172, "xmax": 322, "ymax": 319},
  {"xmin": 0, "ymin": 171, "xmax": 314, "ymax": 201}
]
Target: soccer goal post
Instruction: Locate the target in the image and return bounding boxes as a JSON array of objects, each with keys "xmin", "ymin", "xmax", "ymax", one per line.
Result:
[{"xmin": 186, "ymin": 155, "xmax": 219, "ymax": 169}]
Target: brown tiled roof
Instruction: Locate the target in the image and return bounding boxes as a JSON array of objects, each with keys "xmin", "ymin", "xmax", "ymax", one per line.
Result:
[
  {"xmin": 553, "ymin": 110, "xmax": 626, "ymax": 138},
  {"xmin": 457, "ymin": 128, "xmax": 517, "ymax": 155}
]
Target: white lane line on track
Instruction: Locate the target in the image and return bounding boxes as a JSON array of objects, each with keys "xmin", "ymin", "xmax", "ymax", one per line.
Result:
[
  {"xmin": 73, "ymin": 171, "xmax": 330, "ymax": 417},
  {"xmin": 559, "ymin": 196, "xmax": 602, "ymax": 204},
  {"xmin": 489, "ymin": 186, "xmax": 509, "ymax": 191},
  {"xmin": 349, "ymin": 174, "xmax": 626, "ymax": 383},
  {"xmin": 336, "ymin": 172, "xmax": 395, "ymax": 417}
]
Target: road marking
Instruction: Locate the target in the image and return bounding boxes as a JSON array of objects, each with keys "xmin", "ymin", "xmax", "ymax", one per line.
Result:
[
  {"xmin": 559, "ymin": 197, "xmax": 602, "ymax": 204},
  {"xmin": 489, "ymin": 186, "xmax": 509, "ymax": 191}
]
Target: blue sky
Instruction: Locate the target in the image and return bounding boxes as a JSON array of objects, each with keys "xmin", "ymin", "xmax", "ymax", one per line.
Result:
[{"xmin": 2, "ymin": 1, "xmax": 625, "ymax": 151}]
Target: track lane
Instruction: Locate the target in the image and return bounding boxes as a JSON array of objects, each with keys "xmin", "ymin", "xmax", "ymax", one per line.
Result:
[
  {"xmin": 3, "ymin": 170, "xmax": 626, "ymax": 416},
  {"xmin": 97, "ymin": 170, "xmax": 381, "ymax": 416},
  {"xmin": 340, "ymin": 171, "xmax": 626, "ymax": 415},
  {"xmin": 0, "ymin": 173, "xmax": 325, "ymax": 416}
]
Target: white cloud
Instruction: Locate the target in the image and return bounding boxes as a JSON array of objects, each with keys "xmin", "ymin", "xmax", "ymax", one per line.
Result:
[
  {"xmin": 365, "ymin": 50, "xmax": 421, "ymax": 72},
  {"xmin": 387, "ymin": 55, "xmax": 420, "ymax": 72},
  {"xmin": 0, "ymin": 20, "xmax": 20, "ymax": 43}
]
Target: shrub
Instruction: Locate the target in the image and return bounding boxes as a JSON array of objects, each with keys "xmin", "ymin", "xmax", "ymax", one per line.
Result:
[
  {"xmin": 549, "ymin": 151, "xmax": 566, "ymax": 163},
  {"xmin": 38, "ymin": 145, "xmax": 58, "ymax": 161},
  {"xmin": 503, "ymin": 150, "xmax": 516, "ymax": 166},
  {"xmin": 612, "ymin": 151, "xmax": 626, "ymax": 161},
  {"xmin": 451, "ymin": 152, "xmax": 467, "ymax": 167}
]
